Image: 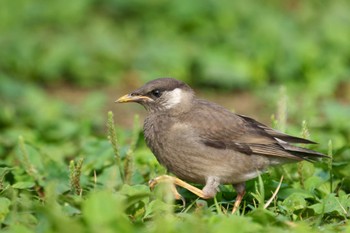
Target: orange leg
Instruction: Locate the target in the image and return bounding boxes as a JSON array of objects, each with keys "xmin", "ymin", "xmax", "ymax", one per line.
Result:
[
  {"xmin": 232, "ymin": 183, "xmax": 246, "ymax": 214},
  {"xmin": 149, "ymin": 175, "xmax": 213, "ymax": 200},
  {"xmin": 149, "ymin": 175, "xmax": 246, "ymax": 214}
]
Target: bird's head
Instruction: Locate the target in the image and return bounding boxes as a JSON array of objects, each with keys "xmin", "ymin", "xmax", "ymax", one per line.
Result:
[{"xmin": 116, "ymin": 78, "xmax": 195, "ymax": 113}]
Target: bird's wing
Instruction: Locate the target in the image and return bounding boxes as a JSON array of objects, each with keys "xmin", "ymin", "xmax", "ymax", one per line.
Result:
[
  {"xmin": 237, "ymin": 114, "xmax": 316, "ymax": 144},
  {"xmin": 182, "ymin": 100, "xmax": 324, "ymax": 161}
]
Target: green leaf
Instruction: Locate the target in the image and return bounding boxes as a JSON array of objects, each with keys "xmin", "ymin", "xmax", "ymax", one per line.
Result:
[
  {"xmin": 1, "ymin": 225, "xmax": 35, "ymax": 233},
  {"xmin": 209, "ymin": 215, "xmax": 262, "ymax": 233},
  {"xmin": 310, "ymin": 193, "xmax": 348, "ymax": 216},
  {"xmin": 0, "ymin": 197, "xmax": 11, "ymax": 223},
  {"xmin": 281, "ymin": 193, "xmax": 308, "ymax": 212},
  {"xmin": 12, "ymin": 181, "xmax": 35, "ymax": 189},
  {"xmin": 62, "ymin": 203, "xmax": 81, "ymax": 216},
  {"xmin": 304, "ymin": 176, "xmax": 325, "ymax": 192},
  {"xmin": 143, "ymin": 199, "xmax": 174, "ymax": 220},
  {"xmin": 247, "ymin": 208, "xmax": 280, "ymax": 225},
  {"xmin": 278, "ymin": 188, "xmax": 314, "ymax": 200},
  {"xmin": 119, "ymin": 184, "xmax": 150, "ymax": 209},
  {"xmin": 82, "ymin": 191, "xmax": 131, "ymax": 232}
]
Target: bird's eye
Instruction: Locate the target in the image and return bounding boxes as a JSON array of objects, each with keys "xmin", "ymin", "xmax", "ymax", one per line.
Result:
[{"xmin": 151, "ymin": 89, "xmax": 162, "ymax": 98}]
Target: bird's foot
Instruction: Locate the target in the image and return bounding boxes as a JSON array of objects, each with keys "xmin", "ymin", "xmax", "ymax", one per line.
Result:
[
  {"xmin": 148, "ymin": 175, "xmax": 216, "ymax": 205},
  {"xmin": 149, "ymin": 175, "xmax": 185, "ymax": 206}
]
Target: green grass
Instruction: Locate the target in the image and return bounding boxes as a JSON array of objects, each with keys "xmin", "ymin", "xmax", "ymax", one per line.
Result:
[{"xmin": 0, "ymin": 76, "xmax": 349, "ymax": 233}]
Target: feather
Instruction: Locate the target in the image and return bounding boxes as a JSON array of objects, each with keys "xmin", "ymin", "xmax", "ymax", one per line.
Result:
[
  {"xmin": 238, "ymin": 114, "xmax": 316, "ymax": 144},
  {"xmin": 188, "ymin": 101, "xmax": 326, "ymax": 161}
]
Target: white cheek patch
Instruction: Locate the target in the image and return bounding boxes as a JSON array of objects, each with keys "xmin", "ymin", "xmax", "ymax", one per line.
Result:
[{"xmin": 164, "ymin": 88, "xmax": 183, "ymax": 109}]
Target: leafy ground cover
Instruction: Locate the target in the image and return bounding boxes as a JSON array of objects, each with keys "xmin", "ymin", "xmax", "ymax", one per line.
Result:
[
  {"xmin": 1, "ymin": 0, "xmax": 350, "ymax": 232},
  {"xmin": 0, "ymin": 75, "xmax": 349, "ymax": 233}
]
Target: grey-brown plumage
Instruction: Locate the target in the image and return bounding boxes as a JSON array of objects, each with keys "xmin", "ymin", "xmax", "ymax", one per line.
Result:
[{"xmin": 116, "ymin": 77, "xmax": 326, "ymax": 212}]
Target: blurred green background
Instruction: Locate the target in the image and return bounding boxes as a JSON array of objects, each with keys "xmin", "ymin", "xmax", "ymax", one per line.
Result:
[
  {"xmin": 1, "ymin": 0, "xmax": 349, "ymax": 89},
  {"xmin": 1, "ymin": 0, "xmax": 350, "ymax": 232}
]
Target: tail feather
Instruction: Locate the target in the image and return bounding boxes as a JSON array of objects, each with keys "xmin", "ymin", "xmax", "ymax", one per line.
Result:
[
  {"xmin": 279, "ymin": 143, "xmax": 327, "ymax": 161},
  {"xmin": 238, "ymin": 114, "xmax": 328, "ymax": 161},
  {"xmin": 239, "ymin": 114, "xmax": 317, "ymax": 144},
  {"xmin": 268, "ymin": 130, "xmax": 317, "ymax": 144}
]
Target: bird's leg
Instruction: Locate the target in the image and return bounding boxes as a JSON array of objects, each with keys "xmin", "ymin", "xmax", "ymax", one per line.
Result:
[
  {"xmin": 149, "ymin": 175, "xmax": 220, "ymax": 200},
  {"xmin": 232, "ymin": 182, "xmax": 246, "ymax": 214},
  {"xmin": 202, "ymin": 176, "xmax": 220, "ymax": 198},
  {"xmin": 148, "ymin": 175, "xmax": 185, "ymax": 205}
]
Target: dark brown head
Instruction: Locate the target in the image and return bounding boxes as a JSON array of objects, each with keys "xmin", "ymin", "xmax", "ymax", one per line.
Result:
[{"xmin": 116, "ymin": 78, "xmax": 195, "ymax": 113}]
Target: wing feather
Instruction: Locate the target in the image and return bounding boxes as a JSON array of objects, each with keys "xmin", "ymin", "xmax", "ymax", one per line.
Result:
[{"xmin": 183, "ymin": 99, "xmax": 326, "ymax": 161}]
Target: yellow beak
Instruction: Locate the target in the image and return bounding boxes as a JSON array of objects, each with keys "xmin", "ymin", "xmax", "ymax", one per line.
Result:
[{"xmin": 115, "ymin": 94, "xmax": 153, "ymax": 103}]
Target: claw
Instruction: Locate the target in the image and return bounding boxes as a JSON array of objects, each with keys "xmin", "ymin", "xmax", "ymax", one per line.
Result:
[
  {"xmin": 179, "ymin": 195, "xmax": 186, "ymax": 207},
  {"xmin": 148, "ymin": 176, "xmax": 185, "ymax": 203},
  {"xmin": 148, "ymin": 178, "xmax": 157, "ymax": 190},
  {"xmin": 148, "ymin": 175, "xmax": 220, "ymax": 209}
]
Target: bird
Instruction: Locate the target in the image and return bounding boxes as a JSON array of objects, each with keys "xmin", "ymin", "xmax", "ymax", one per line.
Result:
[{"xmin": 115, "ymin": 77, "xmax": 326, "ymax": 213}]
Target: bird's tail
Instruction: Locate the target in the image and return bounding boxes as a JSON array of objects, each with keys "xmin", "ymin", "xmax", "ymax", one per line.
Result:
[{"xmin": 279, "ymin": 143, "xmax": 328, "ymax": 162}]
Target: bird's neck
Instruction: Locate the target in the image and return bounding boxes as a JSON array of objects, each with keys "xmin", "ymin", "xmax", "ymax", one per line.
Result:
[{"xmin": 166, "ymin": 92, "xmax": 195, "ymax": 116}]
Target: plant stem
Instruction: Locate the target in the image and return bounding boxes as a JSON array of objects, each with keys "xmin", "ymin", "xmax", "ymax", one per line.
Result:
[
  {"xmin": 107, "ymin": 111, "xmax": 124, "ymax": 183},
  {"xmin": 328, "ymin": 140, "xmax": 333, "ymax": 193},
  {"xmin": 124, "ymin": 114, "xmax": 140, "ymax": 185}
]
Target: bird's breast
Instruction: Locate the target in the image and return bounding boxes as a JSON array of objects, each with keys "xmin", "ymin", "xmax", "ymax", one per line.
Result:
[
  {"xmin": 143, "ymin": 115, "xmax": 207, "ymax": 183},
  {"xmin": 143, "ymin": 114, "xmax": 171, "ymax": 163}
]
